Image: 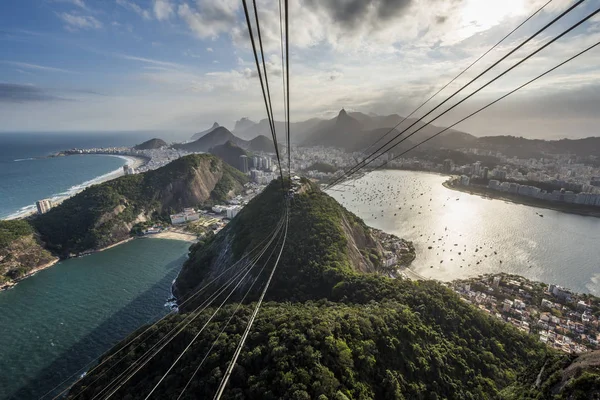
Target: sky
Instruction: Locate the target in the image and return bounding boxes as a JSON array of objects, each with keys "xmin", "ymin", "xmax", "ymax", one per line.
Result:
[{"xmin": 0, "ymin": 0, "xmax": 599, "ymax": 139}]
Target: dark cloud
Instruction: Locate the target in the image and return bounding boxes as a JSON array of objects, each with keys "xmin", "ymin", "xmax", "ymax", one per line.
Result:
[
  {"xmin": 435, "ymin": 15, "xmax": 447, "ymax": 24},
  {"xmin": 0, "ymin": 83, "xmax": 67, "ymax": 103},
  {"xmin": 305, "ymin": 0, "xmax": 413, "ymax": 29}
]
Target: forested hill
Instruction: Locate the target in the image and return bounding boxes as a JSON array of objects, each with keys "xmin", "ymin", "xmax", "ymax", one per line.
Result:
[
  {"xmin": 173, "ymin": 178, "xmax": 388, "ymax": 306},
  {"xmin": 69, "ymin": 177, "xmax": 572, "ymax": 399},
  {"xmin": 32, "ymin": 154, "xmax": 247, "ymax": 257}
]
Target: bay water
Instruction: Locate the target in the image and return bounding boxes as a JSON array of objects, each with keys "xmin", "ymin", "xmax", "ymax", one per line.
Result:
[
  {"xmin": 0, "ymin": 238, "xmax": 191, "ymax": 399},
  {"xmin": 328, "ymin": 170, "xmax": 600, "ymax": 295}
]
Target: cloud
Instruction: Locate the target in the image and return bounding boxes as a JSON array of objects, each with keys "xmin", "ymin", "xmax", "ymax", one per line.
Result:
[
  {"xmin": 178, "ymin": 0, "xmax": 238, "ymax": 39},
  {"xmin": 116, "ymin": 0, "xmax": 151, "ymax": 20},
  {"xmin": 116, "ymin": 54, "xmax": 184, "ymax": 69},
  {"xmin": 51, "ymin": 0, "xmax": 87, "ymax": 9},
  {"xmin": 0, "ymin": 83, "xmax": 67, "ymax": 102},
  {"xmin": 207, "ymin": 47, "xmax": 214, "ymax": 52},
  {"xmin": 57, "ymin": 12, "xmax": 102, "ymax": 31},
  {"xmin": 153, "ymin": 0, "xmax": 174, "ymax": 21},
  {"xmin": 1, "ymin": 61, "xmax": 75, "ymax": 74}
]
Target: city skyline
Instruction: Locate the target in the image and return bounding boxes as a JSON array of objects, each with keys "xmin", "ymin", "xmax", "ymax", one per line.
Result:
[{"xmin": 1, "ymin": 0, "xmax": 599, "ymax": 139}]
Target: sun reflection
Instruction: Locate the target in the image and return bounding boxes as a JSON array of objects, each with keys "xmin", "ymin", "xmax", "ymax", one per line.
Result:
[{"xmin": 456, "ymin": 0, "xmax": 526, "ymax": 39}]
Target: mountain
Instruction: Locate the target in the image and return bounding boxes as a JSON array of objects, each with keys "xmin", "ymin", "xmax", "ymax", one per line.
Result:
[
  {"xmin": 233, "ymin": 117, "xmax": 323, "ymax": 143},
  {"xmin": 473, "ymin": 135, "xmax": 600, "ymax": 159},
  {"xmin": 209, "ymin": 141, "xmax": 248, "ymax": 171},
  {"xmin": 232, "ymin": 117, "xmax": 256, "ymax": 135},
  {"xmin": 248, "ymin": 134, "xmax": 276, "ymax": 153},
  {"xmin": 32, "ymin": 154, "xmax": 247, "ymax": 257},
  {"xmin": 190, "ymin": 122, "xmax": 220, "ymax": 141},
  {"xmin": 302, "ymin": 109, "xmax": 363, "ymax": 150},
  {"xmin": 0, "ymin": 220, "xmax": 57, "ymax": 289},
  {"xmin": 174, "ymin": 178, "xmax": 390, "ymax": 305},
  {"xmin": 68, "ymin": 179, "xmax": 556, "ymax": 399},
  {"xmin": 174, "ymin": 127, "xmax": 247, "ymax": 153},
  {"xmin": 301, "ymin": 109, "xmax": 478, "ymax": 153},
  {"xmin": 133, "ymin": 138, "xmax": 167, "ymax": 150}
]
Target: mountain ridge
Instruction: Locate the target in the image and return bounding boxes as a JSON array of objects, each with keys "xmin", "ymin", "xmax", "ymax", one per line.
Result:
[{"xmin": 32, "ymin": 154, "xmax": 247, "ymax": 256}]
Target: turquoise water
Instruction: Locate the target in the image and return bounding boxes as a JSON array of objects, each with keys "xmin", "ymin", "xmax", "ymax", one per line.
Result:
[{"xmin": 0, "ymin": 238, "xmax": 191, "ymax": 399}]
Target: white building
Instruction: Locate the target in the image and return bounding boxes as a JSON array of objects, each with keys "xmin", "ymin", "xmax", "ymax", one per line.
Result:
[
  {"xmin": 123, "ymin": 164, "xmax": 136, "ymax": 175},
  {"xmin": 36, "ymin": 199, "xmax": 53, "ymax": 214},
  {"xmin": 170, "ymin": 208, "xmax": 200, "ymax": 224},
  {"xmin": 226, "ymin": 206, "xmax": 242, "ymax": 219}
]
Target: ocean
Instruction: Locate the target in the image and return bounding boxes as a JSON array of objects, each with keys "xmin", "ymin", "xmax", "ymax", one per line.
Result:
[
  {"xmin": 328, "ymin": 170, "xmax": 600, "ymax": 295},
  {"xmin": 0, "ymin": 132, "xmax": 160, "ymax": 219},
  {"xmin": 0, "ymin": 238, "xmax": 191, "ymax": 399}
]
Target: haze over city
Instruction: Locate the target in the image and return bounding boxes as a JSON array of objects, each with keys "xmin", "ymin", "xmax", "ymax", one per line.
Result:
[{"xmin": 1, "ymin": 0, "xmax": 599, "ymax": 138}]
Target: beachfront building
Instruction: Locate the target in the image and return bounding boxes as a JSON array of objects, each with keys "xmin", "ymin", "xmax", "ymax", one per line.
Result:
[
  {"xmin": 36, "ymin": 199, "xmax": 53, "ymax": 214},
  {"xmin": 170, "ymin": 208, "xmax": 200, "ymax": 225},
  {"xmin": 123, "ymin": 165, "xmax": 136, "ymax": 175}
]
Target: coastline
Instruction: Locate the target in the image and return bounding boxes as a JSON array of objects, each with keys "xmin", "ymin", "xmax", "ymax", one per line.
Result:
[
  {"xmin": 443, "ymin": 179, "xmax": 600, "ymax": 218},
  {"xmin": 1, "ymin": 231, "xmax": 195, "ymax": 291},
  {"xmin": 144, "ymin": 230, "xmax": 197, "ymax": 242},
  {"xmin": 3, "ymin": 154, "xmax": 147, "ymax": 221},
  {"xmin": 0, "ymin": 258, "xmax": 60, "ymax": 291}
]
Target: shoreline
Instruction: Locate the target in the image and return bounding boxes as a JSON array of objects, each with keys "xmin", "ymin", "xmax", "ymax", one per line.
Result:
[
  {"xmin": 443, "ymin": 179, "xmax": 600, "ymax": 218},
  {"xmin": 1, "ymin": 231, "xmax": 195, "ymax": 292},
  {"xmin": 3, "ymin": 154, "xmax": 147, "ymax": 221},
  {"xmin": 0, "ymin": 258, "xmax": 60, "ymax": 291}
]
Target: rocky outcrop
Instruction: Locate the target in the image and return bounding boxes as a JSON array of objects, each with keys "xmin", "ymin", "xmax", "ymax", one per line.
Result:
[{"xmin": 0, "ymin": 234, "xmax": 58, "ymax": 289}]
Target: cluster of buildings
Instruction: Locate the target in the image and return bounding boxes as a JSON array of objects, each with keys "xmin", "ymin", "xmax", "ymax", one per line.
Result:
[
  {"xmin": 169, "ymin": 208, "xmax": 200, "ymax": 225},
  {"xmin": 485, "ymin": 180, "xmax": 600, "ymax": 206},
  {"xmin": 249, "ymin": 169, "xmax": 279, "ymax": 184},
  {"xmin": 451, "ymin": 275, "xmax": 599, "ymax": 354},
  {"xmin": 239, "ymin": 155, "xmax": 275, "ymax": 173}
]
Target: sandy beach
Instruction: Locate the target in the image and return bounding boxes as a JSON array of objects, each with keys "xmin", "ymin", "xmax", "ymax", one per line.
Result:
[
  {"xmin": 146, "ymin": 230, "xmax": 197, "ymax": 242},
  {"xmin": 4, "ymin": 154, "xmax": 147, "ymax": 221}
]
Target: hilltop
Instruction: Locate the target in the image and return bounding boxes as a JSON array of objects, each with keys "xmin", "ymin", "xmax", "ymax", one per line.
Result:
[
  {"xmin": 190, "ymin": 122, "xmax": 220, "ymax": 141},
  {"xmin": 247, "ymin": 134, "xmax": 276, "ymax": 153},
  {"xmin": 32, "ymin": 154, "xmax": 247, "ymax": 257},
  {"xmin": 174, "ymin": 178, "xmax": 400, "ymax": 305},
  {"xmin": 69, "ymin": 178, "xmax": 574, "ymax": 400},
  {"xmin": 174, "ymin": 127, "xmax": 246, "ymax": 153},
  {"xmin": 133, "ymin": 138, "xmax": 167, "ymax": 150},
  {"xmin": 209, "ymin": 141, "xmax": 248, "ymax": 171}
]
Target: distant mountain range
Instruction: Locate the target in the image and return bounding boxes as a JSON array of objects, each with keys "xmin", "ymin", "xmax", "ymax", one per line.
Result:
[
  {"xmin": 174, "ymin": 125, "xmax": 277, "ymax": 155},
  {"xmin": 174, "ymin": 109, "xmax": 600, "ymax": 160}
]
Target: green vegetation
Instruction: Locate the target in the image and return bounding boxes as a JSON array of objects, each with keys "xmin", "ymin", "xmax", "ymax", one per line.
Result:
[
  {"xmin": 209, "ymin": 140, "xmax": 248, "ymax": 172},
  {"xmin": 65, "ymin": 177, "xmax": 597, "ymax": 399},
  {"xmin": 0, "ymin": 220, "xmax": 33, "ymax": 249},
  {"xmin": 0, "ymin": 220, "xmax": 56, "ymax": 286},
  {"xmin": 175, "ymin": 178, "xmax": 382, "ymax": 305},
  {"xmin": 502, "ymin": 351, "xmax": 600, "ymax": 399},
  {"xmin": 70, "ymin": 278, "xmax": 552, "ymax": 400},
  {"xmin": 32, "ymin": 154, "xmax": 247, "ymax": 256}
]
